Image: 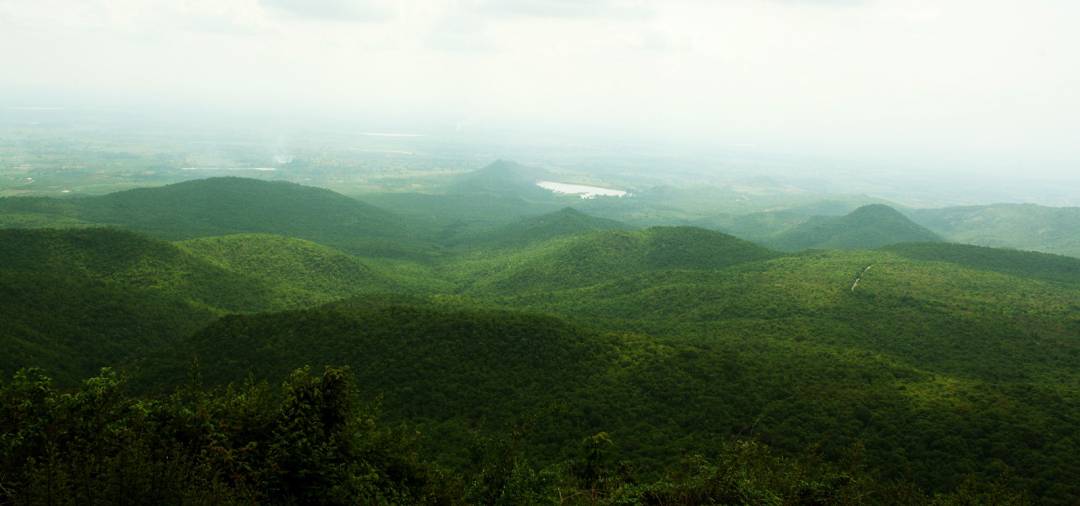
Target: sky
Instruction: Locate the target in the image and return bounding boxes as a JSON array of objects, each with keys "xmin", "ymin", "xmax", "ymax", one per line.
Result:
[{"xmin": 2, "ymin": 0, "xmax": 1079, "ymax": 177}]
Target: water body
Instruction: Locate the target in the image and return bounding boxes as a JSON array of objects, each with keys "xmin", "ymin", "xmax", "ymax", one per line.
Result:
[
  {"xmin": 180, "ymin": 167, "xmax": 277, "ymax": 172},
  {"xmin": 537, "ymin": 181, "xmax": 628, "ymax": 199}
]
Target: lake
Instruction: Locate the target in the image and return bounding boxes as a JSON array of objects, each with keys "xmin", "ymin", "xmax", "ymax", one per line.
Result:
[{"xmin": 537, "ymin": 181, "xmax": 628, "ymax": 199}]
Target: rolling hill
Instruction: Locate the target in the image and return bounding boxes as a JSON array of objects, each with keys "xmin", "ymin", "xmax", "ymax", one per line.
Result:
[
  {"xmin": 0, "ymin": 228, "xmax": 252, "ymax": 383},
  {"xmin": 469, "ymin": 207, "xmax": 634, "ymax": 248},
  {"xmin": 176, "ymin": 234, "xmax": 400, "ymax": 304},
  {"xmin": 452, "ymin": 226, "xmax": 779, "ymax": 294},
  {"xmin": 0, "ymin": 178, "xmax": 432, "ymax": 258},
  {"xmin": 0, "ymin": 228, "xmax": 277, "ymax": 313},
  {"xmin": 883, "ymin": 241, "xmax": 1080, "ymax": 285},
  {"xmin": 4, "ymin": 179, "xmax": 1080, "ymax": 503},
  {"xmin": 134, "ymin": 272, "xmax": 1080, "ymax": 501},
  {"xmin": 766, "ymin": 204, "xmax": 943, "ymax": 251},
  {"xmin": 0, "ymin": 228, "xmax": 410, "ymax": 383},
  {"xmin": 908, "ymin": 203, "xmax": 1080, "ymax": 258},
  {"xmin": 447, "ymin": 159, "xmax": 557, "ymax": 199}
]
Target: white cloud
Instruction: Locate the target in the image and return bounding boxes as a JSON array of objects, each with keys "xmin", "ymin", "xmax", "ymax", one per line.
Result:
[{"xmin": 1, "ymin": 0, "xmax": 1078, "ymax": 175}]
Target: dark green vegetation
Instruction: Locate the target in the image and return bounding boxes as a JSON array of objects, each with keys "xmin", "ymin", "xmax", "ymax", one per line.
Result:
[
  {"xmin": 470, "ymin": 207, "xmax": 633, "ymax": 249},
  {"xmin": 884, "ymin": 242, "xmax": 1080, "ymax": 285},
  {"xmin": 450, "ymin": 226, "xmax": 777, "ymax": 295},
  {"xmin": 0, "ymin": 228, "xmax": 405, "ymax": 385},
  {"xmin": 765, "ymin": 205, "xmax": 943, "ymax": 252},
  {"xmin": 0, "ymin": 177, "xmax": 429, "ymax": 258},
  {"xmin": 2, "ymin": 173, "xmax": 1078, "ymax": 504}
]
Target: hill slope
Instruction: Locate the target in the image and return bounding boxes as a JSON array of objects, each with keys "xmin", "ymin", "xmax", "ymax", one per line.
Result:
[
  {"xmin": 0, "ymin": 228, "xmax": 278, "ymax": 312},
  {"xmin": 453, "ymin": 226, "xmax": 779, "ymax": 294},
  {"xmin": 883, "ymin": 241, "xmax": 1080, "ymax": 285},
  {"xmin": 908, "ymin": 203, "xmax": 1080, "ymax": 258},
  {"xmin": 0, "ymin": 228, "xmax": 410, "ymax": 383},
  {"xmin": 470, "ymin": 207, "xmax": 634, "ymax": 248},
  {"xmin": 0, "ymin": 178, "xmax": 431, "ymax": 258},
  {"xmin": 767, "ymin": 204, "xmax": 942, "ymax": 251},
  {"xmin": 176, "ymin": 234, "xmax": 399, "ymax": 304},
  {"xmin": 0, "ymin": 228, "xmax": 249, "ymax": 383},
  {"xmin": 135, "ymin": 286, "xmax": 1080, "ymax": 501},
  {"xmin": 446, "ymin": 159, "xmax": 555, "ymax": 198}
]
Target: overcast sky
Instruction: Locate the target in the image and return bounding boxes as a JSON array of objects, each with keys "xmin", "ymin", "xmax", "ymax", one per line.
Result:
[{"xmin": 2, "ymin": 0, "xmax": 1078, "ymax": 176}]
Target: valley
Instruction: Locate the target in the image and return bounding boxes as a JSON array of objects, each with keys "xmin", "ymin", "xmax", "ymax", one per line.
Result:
[{"xmin": 2, "ymin": 163, "xmax": 1078, "ymax": 504}]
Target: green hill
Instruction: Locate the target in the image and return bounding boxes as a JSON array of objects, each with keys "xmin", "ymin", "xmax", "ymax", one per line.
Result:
[
  {"xmin": 0, "ymin": 269, "xmax": 213, "ymax": 385},
  {"xmin": 138, "ymin": 297, "xmax": 628, "ymax": 464},
  {"xmin": 454, "ymin": 226, "xmax": 779, "ymax": 294},
  {"xmin": 447, "ymin": 159, "xmax": 556, "ymax": 198},
  {"xmin": 0, "ymin": 228, "xmax": 246, "ymax": 383},
  {"xmin": 767, "ymin": 204, "xmax": 942, "ymax": 251},
  {"xmin": 5, "ymin": 180, "xmax": 1080, "ymax": 502},
  {"xmin": 0, "ymin": 229, "xmax": 410, "ymax": 383},
  {"xmin": 692, "ymin": 210, "xmax": 811, "ymax": 242},
  {"xmin": 0, "ymin": 178, "xmax": 431, "ymax": 258},
  {"xmin": 0, "ymin": 228, "xmax": 277, "ymax": 313},
  {"xmin": 471, "ymin": 207, "xmax": 634, "ymax": 248},
  {"xmin": 359, "ymin": 192, "xmax": 563, "ymax": 246},
  {"xmin": 883, "ymin": 241, "xmax": 1080, "ymax": 285},
  {"xmin": 134, "ymin": 281, "xmax": 1080, "ymax": 501},
  {"xmin": 908, "ymin": 203, "xmax": 1080, "ymax": 258},
  {"xmin": 176, "ymin": 234, "xmax": 400, "ymax": 305}
]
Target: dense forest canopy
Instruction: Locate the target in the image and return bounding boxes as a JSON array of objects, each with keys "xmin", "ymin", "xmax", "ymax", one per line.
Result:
[{"xmin": 1, "ymin": 173, "xmax": 1078, "ymax": 504}]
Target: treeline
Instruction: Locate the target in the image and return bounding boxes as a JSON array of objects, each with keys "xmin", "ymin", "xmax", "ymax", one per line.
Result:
[{"xmin": 0, "ymin": 367, "xmax": 1026, "ymax": 505}]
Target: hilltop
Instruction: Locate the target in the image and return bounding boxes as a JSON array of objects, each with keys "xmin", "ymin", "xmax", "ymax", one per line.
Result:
[
  {"xmin": 766, "ymin": 204, "xmax": 942, "ymax": 251},
  {"xmin": 454, "ymin": 226, "xmax": 779, "ymax": 294},
  {"xmin": 447, "ymin": 159, "xmax": 556, "ymax": 198}
]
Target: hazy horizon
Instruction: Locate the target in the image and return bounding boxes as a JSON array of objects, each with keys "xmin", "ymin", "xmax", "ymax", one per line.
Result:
[{"xmin": 4, "ymin": 0, "xmax": 1079, "ymax": 182}]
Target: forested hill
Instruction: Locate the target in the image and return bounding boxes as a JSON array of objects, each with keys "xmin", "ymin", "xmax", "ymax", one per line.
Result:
[
  {"xmin": 0, "ymin": 177, "xmax": 433, "ymax": 258},
  {"xmin": 767, "ymin": 204, "xmax": 942, "ymax": 251},
  {"xmin": 455, "ymin": 226, "xmax": 779, "ymax": 294},
  {"xmin": 0, "ymin": 228, "xmax": 405, "ymax": 384},
  {"xmin": 908, "ymin": 203, "xmax": 1080, "ymax": 258},
  {"xmin": 3, "ymin": 177, "xmax": 1080, "ymax": 503},
  {"xmin": 884, "ymin": 241, "xmax": 1080, "ymax": 285},
  {"xmin": 447, "ymin": 159, "xmax": 556, "ymax": 198},
  {"xmin": 133, "ymin": 293, "xmax": 1080, "ymax": 502},
  {"xmin": 469, "ymin": 207, "xmax": 634, "ymax": 248}
]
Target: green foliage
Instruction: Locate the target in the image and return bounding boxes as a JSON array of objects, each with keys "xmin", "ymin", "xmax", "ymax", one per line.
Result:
[
  {"xmin": 2, "ymin": 178, "xmax": 1078, "ymax": 504},
  {"xmin": 177, "ymin": 233, "xmax": 400, "ymax": 304},
  {"xmin": 909, "ymin": 203, "xmax": 1080, "ymax": 259},
  {"xmin": 0, "ymin": 367, "xmax": 448, "ymax": 505},
  {"xmin": 452, "ymin": 226, "xmax": 778, "ymax": 295},
  {"xmin": 0, "ymin": 228, "xmax": 278, "ymax": 312},
  {"xmin": 469, "ymin": 207, "xmax": 634, "ymax": 249},
  {"xmin": 0, "ymin": 177, "xmax": 434, "ymax": 258},
  {"xmin": 446, "ymin": 159, "xmax": 557, "ymax": 199},
  {"xmin": 768, "ymin": 205, "xmax": 943, "ymax": 251},
  {"xmin": 884, "ymin": 241, "xmax": 1080, "ymax": 285},
  {"xmin": 4, "ymin": 367, "xmax": 1033, "ymax": 505},
  {"xmin": 0, "ymin": 228, "xmax": 418, "ymax": 384}
]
